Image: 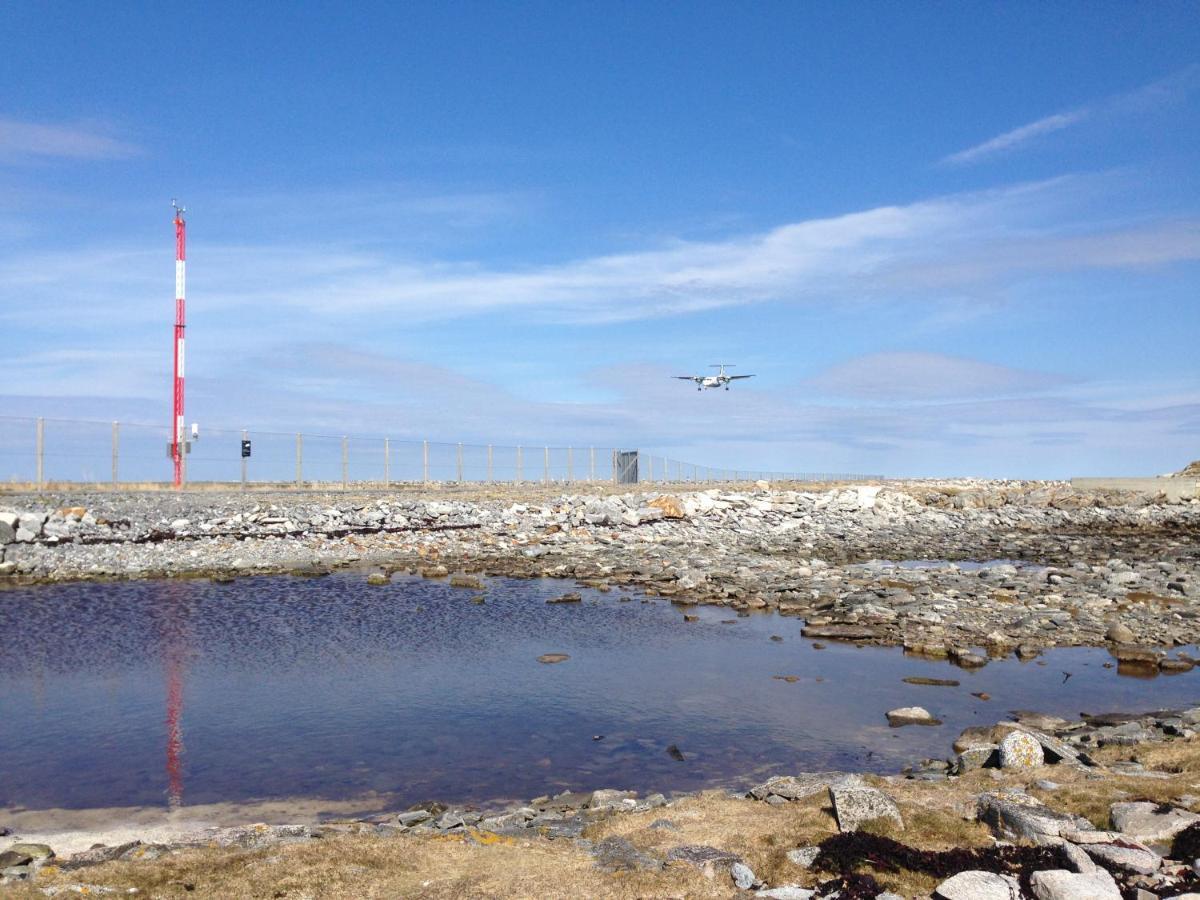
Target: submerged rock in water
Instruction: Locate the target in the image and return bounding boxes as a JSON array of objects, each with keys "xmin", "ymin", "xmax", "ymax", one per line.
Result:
[
  {"xmin": 887, "ymin": 706, "xmax": 941, "ymax": 727},
  {"xmin": 536, "ymin": 653, "xmax": 569, "ymax": 664}
]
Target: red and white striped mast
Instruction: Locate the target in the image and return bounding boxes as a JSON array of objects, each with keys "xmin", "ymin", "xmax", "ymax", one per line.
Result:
[{"xmin": 170, "ymin": 200, "xmax": 187, "ymax": 488}]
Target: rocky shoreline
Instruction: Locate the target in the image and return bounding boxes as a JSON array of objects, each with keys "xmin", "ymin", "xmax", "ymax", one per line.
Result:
[
  {"xmin": 7, "ymin": 707, "xmax": 1200, "ymax": 898},
  {"xmin": 2, "ymin": 480, "xmax": 1199, "ymax": 656}
]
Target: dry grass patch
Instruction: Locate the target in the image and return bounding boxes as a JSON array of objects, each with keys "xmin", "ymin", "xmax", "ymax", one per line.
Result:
[
  {"xmin": 14, "ymin": 740, "xmax": 1200, "ymax": 899},
  {"xmin": 12, "ymin": 832, "xmax": 716, "ymax": 900}
]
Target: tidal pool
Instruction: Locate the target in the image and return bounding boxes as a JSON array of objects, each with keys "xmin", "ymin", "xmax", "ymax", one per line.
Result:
[{"xmin": 1, "ymin": 573, "xmax": 1196, "ymax": 813}]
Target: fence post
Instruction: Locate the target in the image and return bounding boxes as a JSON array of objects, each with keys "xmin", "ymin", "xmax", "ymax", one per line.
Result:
[
  {"xmin": 241, "ymin": 429, "xmax": 248, "ymax": 490},
  {"xmin": 648, "ymin": 454, "xmax": 653, "ymax": 481},
  {"xmin": 543, "ymin": 446, "xmax": 549, "ymax": 483},
  {"xmin": 341, "ymin": 436, "xmax": 348, "ymax": 490},
  {"xmin": 295, "ymin": 434, "xmax": 303, "ymax": 487},
  {"xmin": 111, "ymin": 421, "xmax": 119, "ymax": 486},
  {"xmin": 487, "ymin": 444, "xmax": 493, "ymax": 482},
  {"xmin": 589, "ymin": 447, "xmax": 595, "ymax": 482},
  {"xmin": 611, "ymin": 449, "xmax": 616, "ymax": 484},
  {"xmin": 567, "ymin": 446, "xmax": 573, "ymax": 484},
  {"xmin": 384, "ymin": 438, "xmax": 390, "ymax": 488},
  {"xmin": 35, "ymin": 417, "xmax": 44, "ymax": 490},
  {"xmin": 423, "ymin": 440, "xmax": 429, "ymax": 483},
  {"xmin": 516, "ymin": 445, "xmax": 523, "ymax": 483},
  {"xmin": 457, "ymin": 442, "xmax": 463, "ymax": 482}
]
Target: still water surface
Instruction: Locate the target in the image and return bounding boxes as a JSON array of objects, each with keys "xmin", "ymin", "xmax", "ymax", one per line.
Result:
[{"xmin": 1, "ymin": 573, "xmax": 1197, "ymax": 812}]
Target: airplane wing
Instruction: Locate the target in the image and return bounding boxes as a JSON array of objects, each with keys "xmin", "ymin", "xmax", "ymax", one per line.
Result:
[
  {"xmin": 728, "ymin": 374, "xmax": 755, "ymax": 380},
  {"xmin": 674, "ymin": 376, "xmax": 701, "ymax": 382}
]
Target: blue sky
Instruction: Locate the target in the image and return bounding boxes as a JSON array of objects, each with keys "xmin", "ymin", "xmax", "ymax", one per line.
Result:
[{"xmin": 1, "ymin": 2, "xmax": 1198, "ymax": 478}]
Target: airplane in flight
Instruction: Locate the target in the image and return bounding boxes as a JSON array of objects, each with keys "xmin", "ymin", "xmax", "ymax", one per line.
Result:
[{"xmin": 673, "ymin": 364, "xmax": 756, "ymax": 391}]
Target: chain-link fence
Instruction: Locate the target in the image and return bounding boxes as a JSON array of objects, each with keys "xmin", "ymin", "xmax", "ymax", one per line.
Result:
[{"xmin": 0, "ymin": 415, "xmax": 882, "ymax": 489}]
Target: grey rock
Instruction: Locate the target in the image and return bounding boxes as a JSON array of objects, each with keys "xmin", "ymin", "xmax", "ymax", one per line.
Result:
[
  {"xmin": 748, "ymin": 773, "xmax": 842, "ymax": 802},
  {"xmin": 433, "ymin": 810, "xmax": 466, "ymax": 830},
  {"xmin": 0, "ymin": 850, "xmax": 32, "ymax": 869},
  {"xmin": 591, "ymin": 836, "xmax": 661, "ymax": 872},
  {"xmin": 886, "ymin": 705, "xmax": 941, "ymax": 726},
  {"xmin": 829, "ymin": 780, "xmax": 903, "ymax": 832},
  {"xmin": 397, "ymin": 810, "xmax": 432, "ymax": 827},
  {"xmin": 5, "ymin": 843, "xmax": 53, "ymax": 861},
  {"xmin": 60, "ymin": 841, "xmax": 143, "ymax": 870},
  {"xmin": 977, "ymin": 792, "xmax": 1090, "ymax": 844},
  {"xmin": 1029, "ymin": 867, "xmax": 1121, "ymax": 899},
  {"xmin": 954, "ymin": 745, "xmax": 999, "ymax": 773},
  {"xmin": 666, "ymin": 844, "xmax": 741, "ymax": 868},
  {"xmin": 731, "ymin": 861, "xmax": 756, "ymax": 889},
  {"xmin": 755, "ymin": 888, "xmax": 815, "ymax": 900},
  {"xmin": 934, "ymin": 870, "xmax": 1020, "ymax": 900},
  {"xmin": 1106, "ymin": 622, "xmax": 1136, "ymax": 643},
  {"xmin": 1111, "ymin": 800, "xmax": 1200, "ymax": 843},
  {"xmin": 1080, "ymin": 841, "xmax": 1160, "ymax": 874},
  {"xmin": 785, "ymin": 846, "xmax": 820, "ymax": 868},
  {"xmin": 589, "ymin": 789, "xmax": 636, "ymax": 808},
  {"xmin": 1054, "ymin": 840, "xmax": 1095, "ymax": 874},
  {"xmin": 999, "ymin": 731, "xmax": 1044, "ymax": 769}
]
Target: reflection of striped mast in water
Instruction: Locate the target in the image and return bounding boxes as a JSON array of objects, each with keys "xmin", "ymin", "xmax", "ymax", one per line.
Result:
[
  {"xmin": 162, "ymin": 581, "xmax": 186, "ymax": 810},
  {"xmin": 166, "ymin": 651, "xmax": 184, "ymax": 810}
]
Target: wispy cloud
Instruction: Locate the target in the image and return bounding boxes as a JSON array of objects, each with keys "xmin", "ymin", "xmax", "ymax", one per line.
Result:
[
  {"xmin": 942, "ymin": 66, "xmax": 1199, "ymax": 166},
  {"xmin": 2, "ymin": 178, "xmax": 1197, "ymax": 332},
  {"xmin": 803, "ymin": 352, "xmax": 1071, "ymax": 402},
  {"xmin": 944, "ymin": 111, "xmax": 1089, "ymax": 166},
  {"xmin": 0, "ymin": 117, "xmax": 140, "ymax": 161}
]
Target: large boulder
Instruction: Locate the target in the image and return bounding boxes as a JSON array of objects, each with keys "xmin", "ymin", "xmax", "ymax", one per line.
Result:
[
  {"xmin": 999, "ymin": 731, "xmax": 1044, "ymax": 769},
  {"xmin": 829, "ymin": 779, "xmax": 903, "ymax": 832}
]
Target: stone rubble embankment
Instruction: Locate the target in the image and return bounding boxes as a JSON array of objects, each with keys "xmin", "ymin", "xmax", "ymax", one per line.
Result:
[{"xmin": 2, "ymin": 480, "xmax": 1198, "ymax": 655}]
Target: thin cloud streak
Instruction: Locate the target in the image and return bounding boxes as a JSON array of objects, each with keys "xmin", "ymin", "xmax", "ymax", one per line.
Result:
[
  {"xmin": 942, "ymin": 66, "xmax": 1200, "ymax": 166},
  {"xmin": 944, "ymin": 111, "xmax": 1089, "ymax": 166},
  {"xmin": 0, "ymin": 117, "xmax": 141, "ymax": 161}
]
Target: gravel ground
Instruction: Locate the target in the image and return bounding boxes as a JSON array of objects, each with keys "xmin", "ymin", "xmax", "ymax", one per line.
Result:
[{"xmin": 2, "ymin": 479, "xmax": 1198, "ymax": 655}]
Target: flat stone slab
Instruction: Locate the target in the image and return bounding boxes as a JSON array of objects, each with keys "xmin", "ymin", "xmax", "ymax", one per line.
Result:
[
  {"xmin": 1029, "ymin": 867, "xmax": 1121, "ymax": 899},
  {"xmin": 748, "ymin": 773, "xmax": 843, "ymax": 802},
  {"xmin": 799, "ymin": 624, "xmax": 884, "ymax": 641},
  {"xmin": 1111, "ymin": 801, "xmax": 1200, "ymax": 843},
  {"xmin": 977, "ymin": 792, "xmax": 1090, "ymax": 845},
  {"xmin": 935, "ymin": 870, "xmax": 1020, "ymax": 900},
  {"xmin": 665, "ymin": 844, "xmax": 742, "ymax": 874},
  {"xmin": 590, "ymin": 836, "xmax": 661, "ymax": 872}
]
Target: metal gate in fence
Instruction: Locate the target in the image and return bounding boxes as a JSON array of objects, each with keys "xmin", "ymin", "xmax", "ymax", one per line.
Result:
[{"xmin": 614, "ymin": 450, "xmax": 639, "ymax": 484}]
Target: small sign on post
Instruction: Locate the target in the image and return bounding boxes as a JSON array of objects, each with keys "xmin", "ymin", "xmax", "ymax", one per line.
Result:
[{"xmin": 241, "ymin": 440, "xmax": 252, "ymax": 458}]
